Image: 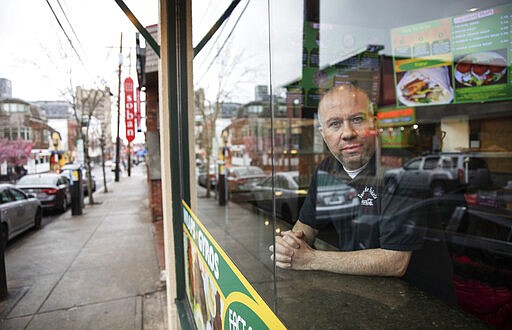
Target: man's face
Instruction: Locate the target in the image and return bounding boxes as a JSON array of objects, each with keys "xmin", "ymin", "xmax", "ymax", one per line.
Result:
[{"xmin": 318, "ymin": 88, "xmax": 376, "ymax": 171}]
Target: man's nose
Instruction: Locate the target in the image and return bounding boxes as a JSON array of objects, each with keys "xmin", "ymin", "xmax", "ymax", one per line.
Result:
[{"xmin": 340, "ymin": 121, "xmax": 357, "ymax": 139}]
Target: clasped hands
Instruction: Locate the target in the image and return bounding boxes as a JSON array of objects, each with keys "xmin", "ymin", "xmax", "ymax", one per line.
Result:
[{"xmin": 269, "ymin": 229, "xmax": 315, "ymax": 270}]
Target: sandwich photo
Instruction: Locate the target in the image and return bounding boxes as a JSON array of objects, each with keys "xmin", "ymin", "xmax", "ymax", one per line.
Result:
[{"xmin": 397, "ymin": 66, "xmax": 454, "ymax": 106}]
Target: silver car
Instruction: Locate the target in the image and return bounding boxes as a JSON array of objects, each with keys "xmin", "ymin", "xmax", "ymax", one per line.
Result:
[
  {"xmin": 0, "ymin": 184, "xmax": 42, "ymax": 248},
  {"xmin": 385, "ymin": 153, "xmax": 492, "ymax": 197},
  {"xmin": 251, "ymin": 171, "xmax": 359, "ymax": 223}
]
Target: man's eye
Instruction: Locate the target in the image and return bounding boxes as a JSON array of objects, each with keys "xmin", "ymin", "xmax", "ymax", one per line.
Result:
[
  {"xmin": 328, "ymin": 121, "xmax": 341, "ymax": 129},
  {"xmin": 351, "ymin": 116, "xmax": 365, "ymax": 125}
]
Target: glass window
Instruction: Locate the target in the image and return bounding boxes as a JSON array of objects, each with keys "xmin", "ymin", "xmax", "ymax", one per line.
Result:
[
  {"xmin": 190, "ymin": 1, "xmax": 512, "ymax": 329},
  {"xmin": 441, "ymin": 157, "xmax": 457, "ymax": 169},
  {"xmin": 405, "ymin": 159, "xmax": 421, "ymax": 170},
  {"xmin": 9, "ymin": 188, "xmax": 27, "ymax": 201},
  {"xmin": 43, "ymin": 130, "xmax": 50, "ymax": 143},
  {"xmin": 424, "ymin": 157, "xmax": 439, "ymax": 169},
  {"xmin": 0, "ymin": 190, "xmax": 13, "ymax": 204}
]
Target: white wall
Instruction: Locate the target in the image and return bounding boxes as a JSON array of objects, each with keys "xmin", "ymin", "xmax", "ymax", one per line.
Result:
[{"xmin": 441, "ymin": 116, "xmax": 469, "ymax": 152}]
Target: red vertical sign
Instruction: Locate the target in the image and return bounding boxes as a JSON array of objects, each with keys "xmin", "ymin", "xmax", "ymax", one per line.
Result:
[
  {"xmin": 124, "ymin": 77, "xmax": 135, "ymax": 142},
  {"xmin": 136, "ymin": 88, "xmax": 141, "ymax": 132}
]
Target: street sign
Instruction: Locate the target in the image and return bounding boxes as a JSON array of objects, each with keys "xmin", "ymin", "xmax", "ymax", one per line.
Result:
[{"xmin": 124, "ymin": 77, "xmax": 135, "ymax": 142}]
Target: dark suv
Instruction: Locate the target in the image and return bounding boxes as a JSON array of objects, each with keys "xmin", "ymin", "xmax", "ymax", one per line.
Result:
[{"xmin": 385, "ymin": 153, "xmax": 492, "ymax": 196}]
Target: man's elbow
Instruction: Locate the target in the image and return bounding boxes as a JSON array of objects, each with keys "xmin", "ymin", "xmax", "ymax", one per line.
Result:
[
  {"xmin": 392, "ymin": 262, "xmax": 409, "ymax": 277},
  {"xmin": 385, "ymin": 250, "xmax": 412, "ymax": 277}
]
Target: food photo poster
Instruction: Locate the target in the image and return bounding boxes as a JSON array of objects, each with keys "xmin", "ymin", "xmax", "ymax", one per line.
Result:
[{"xmin": 391, "ymin": 4, "xmax": 511, "ymax": 106}]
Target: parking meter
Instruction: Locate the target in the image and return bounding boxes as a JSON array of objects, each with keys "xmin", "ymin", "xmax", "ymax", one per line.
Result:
[
  {"xmin": 218, "ymin": 162, "xmax": 227, "ymax": 206},
  {"xmin": 70, "ymin": 166, "xmax": 83, "ymax": 215}
]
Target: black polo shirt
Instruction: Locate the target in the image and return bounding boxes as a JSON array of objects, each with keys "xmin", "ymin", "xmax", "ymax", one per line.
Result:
[{"xmin": 299, "ymin": 155, "xmax": 424, "ymax": 251}]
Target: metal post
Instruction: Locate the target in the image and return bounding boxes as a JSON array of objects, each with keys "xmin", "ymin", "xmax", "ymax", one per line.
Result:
[
  {"xmin": 0, "ymin": 238, "xmax": 8, "ymax": 299},
  {"xmin": 127, "ymin": 142, "xmax": 131, "ymax": 176},
  {"xmin": 115, "ymin": 33, "xmax": 123, "ymax": 182}
]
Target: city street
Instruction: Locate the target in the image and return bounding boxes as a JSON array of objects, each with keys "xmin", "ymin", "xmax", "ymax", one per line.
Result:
[{"xmin": 0, "ymin": 164, "xmax": 167, "ymax": 330}]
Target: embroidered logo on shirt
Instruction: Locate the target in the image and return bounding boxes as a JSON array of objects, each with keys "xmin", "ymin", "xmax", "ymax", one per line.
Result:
[{"xmin": 358, "ymin": 186, "xmax": 378, "ymax": 206}]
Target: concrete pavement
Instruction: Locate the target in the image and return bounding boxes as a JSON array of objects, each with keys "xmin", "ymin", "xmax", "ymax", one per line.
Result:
[{"xmin": 0, "ymin": 164, "xmax": 167, "ymax": 330}]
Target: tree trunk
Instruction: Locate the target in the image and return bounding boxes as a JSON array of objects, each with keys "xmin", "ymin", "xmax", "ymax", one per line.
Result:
[
  {"xmin": 83, "ymin": 135, "xmax": 95, "ymax": 205},
  {"xmin": 100, "ymin": 138, "xmax": 108, "ymax": 193}
]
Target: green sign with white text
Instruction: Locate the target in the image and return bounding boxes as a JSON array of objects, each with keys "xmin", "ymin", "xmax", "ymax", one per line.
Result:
[{"xmin": 182, "ymin": 202, "xmax": 285, "ymax": 330}]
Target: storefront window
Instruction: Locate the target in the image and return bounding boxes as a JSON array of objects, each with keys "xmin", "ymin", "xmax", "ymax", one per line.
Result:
[{"xmin": 190, "ymin": 1, "xmax": 512, "ymax": 328}]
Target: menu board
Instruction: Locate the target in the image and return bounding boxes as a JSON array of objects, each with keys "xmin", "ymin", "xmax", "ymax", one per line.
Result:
[{"xmin": 391, "ymin": 4, "xmax": 511, "ymax": 106}]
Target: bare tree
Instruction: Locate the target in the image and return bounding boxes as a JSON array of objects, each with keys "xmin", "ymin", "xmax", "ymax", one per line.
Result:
[
  {"xmin": 195, "ymin": 88, "xmax": 215, "ymax": 197},
  {"xmin": 195, "ymin": 45, "xmax": 256, "ymax": 198},
  {"xmin": 31, "ymin": 40, "xmax": 112, "ymax": 202},
  {"xmin": 74, "ymin": 87, "xmax": 108, "ymax": 205},
  {"xmin": 99, "ymin": 124, "xmax": 109, "ymax": 193}
]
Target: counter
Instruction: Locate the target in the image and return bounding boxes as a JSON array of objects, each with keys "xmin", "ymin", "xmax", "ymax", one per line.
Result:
[{"xmin": 196, "ymin": 197, "xmax": 489, "ymax": 329}]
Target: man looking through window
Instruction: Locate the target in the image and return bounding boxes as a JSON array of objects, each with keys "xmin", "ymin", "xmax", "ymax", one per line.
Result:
[{"xmin": 270, "ymin": 84, "xmax": 423, "ymax": 277}]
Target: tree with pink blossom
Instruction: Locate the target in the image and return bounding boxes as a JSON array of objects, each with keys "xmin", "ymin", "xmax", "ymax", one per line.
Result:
[
  {"xmin": 0, "ymin": 139, "xmax": 33, "ymax": 166},
  {"xmin": 0, "ymin": 139, "xmax": 33, "ymax": 182}
]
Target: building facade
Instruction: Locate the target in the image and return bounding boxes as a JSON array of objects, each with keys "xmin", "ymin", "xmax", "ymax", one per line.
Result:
[
  {"xmin": 32, "ymin": 101, "xmax": 74, "ymax": 152},
  {"xmin": 0, "ymin": 79, "xmax": 57, "ymax": 177}
]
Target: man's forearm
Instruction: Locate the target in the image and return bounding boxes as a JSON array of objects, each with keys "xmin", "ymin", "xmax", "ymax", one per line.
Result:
[{"xmin": 307, "ymin": 248, "xmax": 412, "ymax": 277}]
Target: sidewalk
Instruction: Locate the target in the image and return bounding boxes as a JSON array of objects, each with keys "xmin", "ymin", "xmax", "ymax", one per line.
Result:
[{"xmin": 0, "ymin": 165, "xmax": 167, "ymax": 330}]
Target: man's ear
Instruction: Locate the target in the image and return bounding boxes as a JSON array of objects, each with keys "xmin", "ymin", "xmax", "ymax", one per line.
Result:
[{"xmin": 369, "ymin": 116, "xmax": 376, "ymax": 129}]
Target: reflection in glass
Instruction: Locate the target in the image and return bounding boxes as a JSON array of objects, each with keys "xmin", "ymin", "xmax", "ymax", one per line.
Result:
[{"xmin": 193, "ymin": 0, "xmax": 512, "ymax": 328}]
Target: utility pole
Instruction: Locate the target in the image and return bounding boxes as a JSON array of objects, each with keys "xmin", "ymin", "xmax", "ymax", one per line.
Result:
[{"xmin": 115, "ymin": 33, "xmax": 123, "ymax": 182}]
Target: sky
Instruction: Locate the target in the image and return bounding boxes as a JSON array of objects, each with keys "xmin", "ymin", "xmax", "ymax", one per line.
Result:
[
  {"xmin": 0, "ymin": 0, "xmax": 301, "ymax": 137},
  {"xmin": 0, "ymin": 0, "xmax": 274, "ymax": 144},
  {"xmin": 0, "ymin": 0, "xmax": 160, "ymax": 144},
  {"xmin": 0, "ymin": 0, "xmax": 268, "ymax": 102},
  {"xmin": 0, "ymin": 0, "xmax": 159, "ymax": 102}
]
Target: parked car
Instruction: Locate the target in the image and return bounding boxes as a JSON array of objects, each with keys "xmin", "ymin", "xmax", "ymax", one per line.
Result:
[
  {"xmin": 16, "ymin": 173, "xmax": 72, "ymax": 213},
  {"xmin": 0, "ymin": 184, "xmax": 42, "ymax": 248},
  {"xmin": 250, "ymin": 171, "xmax": 308, "ymax": 221},
  {"xmin": 197, "ymin": 163, "xmax": 217, "ymax": 189},
  {"xmin": 226, "ymin": 166, "xmax": 266, "ymax": 193},
  {"xmin": 250, "ymin": 171, "xmax": 359, "ymax": 223},
  {"xmin": 314, "ymin": 171, "xmax": 360, "ymax": 221},
  {"xmin": 59, "ymin": 164, "xmax": 96, "ymax": 196},
  {"xmin": 385, "ymin": 153, "xmax": 492, "ymax": 197}
]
